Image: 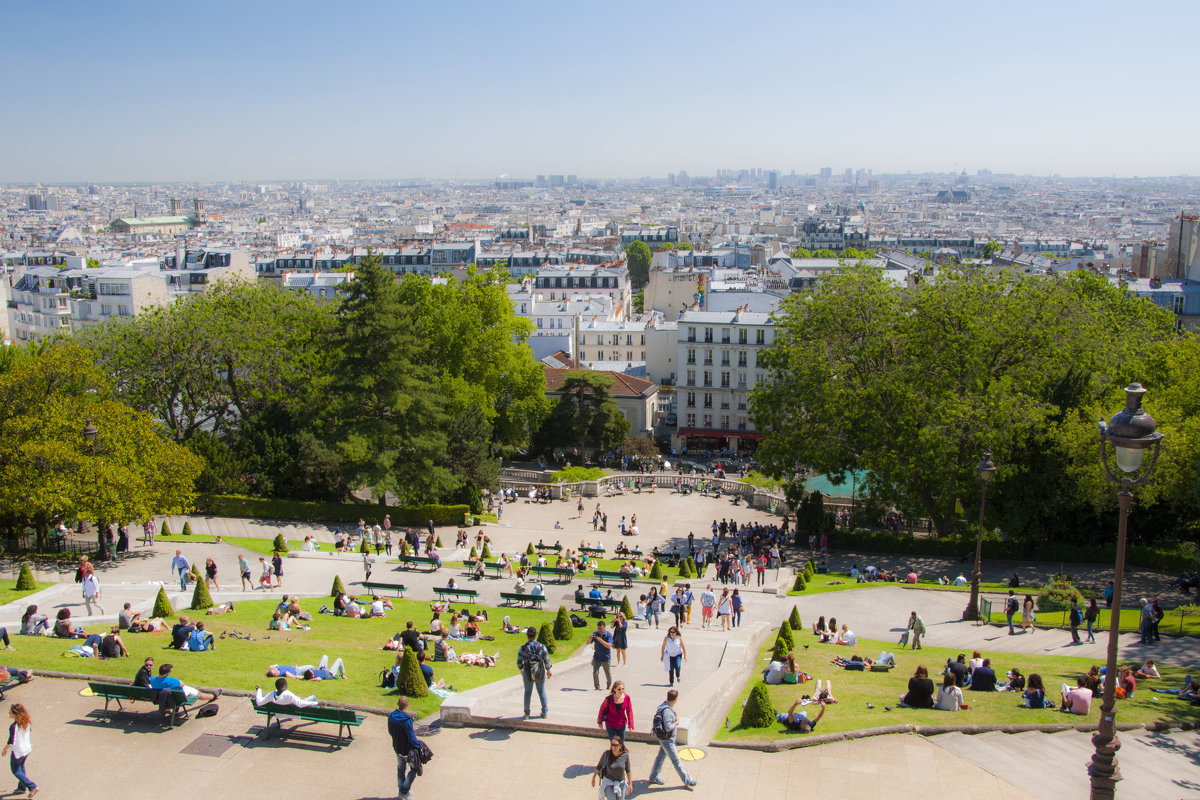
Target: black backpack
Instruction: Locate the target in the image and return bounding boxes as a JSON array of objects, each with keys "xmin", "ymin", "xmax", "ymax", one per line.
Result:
[
  {"xmin": 570, "ymin": 613, "xmax": 588, "ymax": 628},
  {"xmin": 380, "ymin": 669, "xmax": 396, "ymax": 689},
  {"xmin": 651, "ymin": 705, "xmax": 671, "ymax": 740},
  {"xmin": 1069, "ymin": 606, "xmax": 1082, "ymax": 625}
]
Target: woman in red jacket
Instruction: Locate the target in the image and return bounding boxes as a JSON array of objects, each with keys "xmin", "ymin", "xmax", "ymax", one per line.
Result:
[{"xmin": 597, "ymin": 681, "xmax": 634, "ymax": 742}]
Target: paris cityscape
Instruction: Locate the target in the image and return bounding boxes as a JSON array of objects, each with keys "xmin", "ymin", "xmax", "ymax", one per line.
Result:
[{"xmin": 0, "ymin": 3, "xmax": 1197, "ymax": 800}]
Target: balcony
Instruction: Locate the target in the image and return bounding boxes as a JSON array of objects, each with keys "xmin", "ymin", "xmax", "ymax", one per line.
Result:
[
  {"xmin": 702, "ymin": 402, "xmax": 712, "ymax": 409},
  {"xmin": 737, "ymin": 403, "xmax": 747, "ymax": 410},
  {"xmin": 686, "ymin": 357, "xmax": 696, "ymax": 365},
  {"xmin": 685, "ymin": 400, "xmax": 695, "ymax": 408},
  {"xmin": 703, "ymin": 380, "xmax": 713, "ymax": 388},
  {"xmin": 686, "ymin": 335, "xmax": 696, "ymax": 342},
  {"xmin": 686, "ymin": 379, "xmax": 695, "ymax": 387},
  {"xmin": 721, "ymin": 337, "xmax": 730, "ymax": 344},
  {"xmin": 703, "ymin": 336, "xmax": 713, "ymax": 343},
  {"xmin": 720, "ymin": 359, "xmax": 730, "ymax": 367},
  {"xmin": 720, "ymin": 402, "xmax": 730, "ymax": 409},
  {"xmin": 702, "ymin": 358, "xmax": 712, "ymax": 365}
]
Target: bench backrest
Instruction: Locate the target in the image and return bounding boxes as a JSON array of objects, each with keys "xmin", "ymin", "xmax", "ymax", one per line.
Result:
[
  {"xmin": 88, "ymin": 682, "xmax": 186, "ymax": 703},
  {"xmin": 255, "ymin": 701, "xmax": 357, "ymax": 722}
]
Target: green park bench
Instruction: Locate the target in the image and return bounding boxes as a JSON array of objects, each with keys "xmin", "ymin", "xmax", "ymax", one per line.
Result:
[
  {"xmin": 499, "ymin": 591, "xmax": 546, "ymax": 608},
  {"xmin": 534, "ymin": 544, "xmax": 563, "ymax": 553},
  {"xmin": 87, "ymin": 681, "xmax": 197, "ymax": 727},
  {"xmin": 592, "ymin": 569, "xmax": 634, "ymax": 588},
  {"xmin": 579, "ymin": 547, "xmax": 607, "ymax": 557},
  {"xmin": 396, "ymin": 554, "xmax": 440, "ymax": 571},
  {"xmin": 575, "ymin": 596, "xmax": 625, "ymax": 612},
  {"xmin": 252, "ymin": 700, "xmax": 365, "ymax": 745},
  {"xmin": 463, "ymin": 560, "xmax": 506, "ymax": 578},
  {"xmin": 361, "ymin": 580, "xmax": 407, "ymax": 597},
  {"xmin": 529, "ymin": 565, "xmax": 573, "ymax": 583},
  {"xmin": 434, "ymin": 586, "xmax": 480, "ymax": 602}
]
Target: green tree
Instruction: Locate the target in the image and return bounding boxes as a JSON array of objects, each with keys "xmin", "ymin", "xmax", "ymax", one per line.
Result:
[
  {"xmin": 331, "ymin": 574, "xmax": 346, "ymax": 597},
  {"xmin": 620, "ymin": 595, "xmax": 634, "ymax": 618},
  {"xmin": 15, "ymin": 562, "xmax": 35, "ymax": 591},
  {"xmin": 481, "ymin": 542, "xmax": 492, "ymax": 559},
  {"xmin": 536, "ymin": 371, "xmax": 630, "ymax": 456},
  {"xmin": 813, "ymin": 249, "xmax": 838, "ymax": 258},
  {"xmin": 553, "ymin": 606, "xmax": 574, "ymax": 640},
  {"xmin": 190, "ymin": 577, "xmax": 214, "ymax": 610},
  {"xmin": 633, "ymin": 289, "xmax": 645, "ymax": 314},
  {"xmin": 161, "ymin": 521, "xmax": 173, "ymax": 537},
  {"xmin": 789, "ymin": 605, "xmax": 803, "ymax": 631},
  {"xmin": 625, "ymin": 241, "xmax": 652, "ymax": 288},
  {"xmin": 395, "ymin": 646, "xmax": 429, "ymax": 697},
  {"xmin": 182, "ymin": 521, "xmax": 193, "ymax": 536},
  {"xmin": 152, "ymin": 586, "xmax": 175, "ymax": 618},
  {"xmin": 777, "ymin": 621, "xmax": 795, "ymax": 649},
  {"xmin": 622, "ymin": 436, "xmax": 659, "ymax": 461},
  {"xmin": 740, "ymin": 682, "xmax": 776, "ymax": 728},
  {"xmin": 981, "ymin": 240, "xmax": 1002, "ymax": 260},
  {"xmin": 537, "ymin": 621, "xmax": 557, "ymax": 654},
  {"xmin": 526, "ymin": 542, "xmax": 536, "ymax": 556},
  {"xmin": 789, "ymin": 247, "xmax": 812, "ymax": 259},
  {"xmin": 770, "ymin": 632, "xmax": 790, "ymax": 661},
  {"xmin": 649, "ymin": 561, "xmax": 664, "ymax": 580},
  {"xmin": 792, "ymin": 572, "xmax": 806, "ymax": 591},
  {"xmin": 272, "ymin": 533, "xmax": 288, "ymax": 553}
]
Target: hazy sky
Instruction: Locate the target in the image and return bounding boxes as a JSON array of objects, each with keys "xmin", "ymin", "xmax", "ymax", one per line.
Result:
[{"xmin": 3, "ymin": 1, "xmax": 1196, "ymax": 182}]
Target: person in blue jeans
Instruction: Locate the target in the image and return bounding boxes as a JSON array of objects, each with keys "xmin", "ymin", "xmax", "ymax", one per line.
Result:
[
  {"xmin": 516, "ymin": 626, "xmax": 552, "ymax": 718},
  {"xmin": 1005, "ymin": 590, "xmax": 1019, "ymax": 635},
  {"xmin": 648, "ymin": 690, "xmax": 696, "ymax": 788},
  {"xmin": 388, "ymin": 696, "xmax": 422, "ymax": 800},
  {"xmin": 589, "ymin": 620, "xmax": 614, "ymax": 690}
]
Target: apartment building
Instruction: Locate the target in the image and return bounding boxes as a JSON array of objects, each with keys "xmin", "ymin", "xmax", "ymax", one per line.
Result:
[
  {"xmin": 531, "ymin": 264, "xmax": 632, "ymax": 318},
  {"xmin": 508, "ymin": 284, "xmax": 617, "ymax": 361},
  {"xmin": 675, "ymin": 309, "xmax": 774, "ymax": 454},
  {"xmin": 576, "ymin": 318, "xmax": 647, "ymax": 367}
]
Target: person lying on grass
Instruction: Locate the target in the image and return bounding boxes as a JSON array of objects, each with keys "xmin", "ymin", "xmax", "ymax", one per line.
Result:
[
  {"xmin": 266, "ymin": 655, "xmax": 346, "ymax": 681},
  {"xmin": 775, "ymin": 697, "xmax": 829, "ymax": 733}
]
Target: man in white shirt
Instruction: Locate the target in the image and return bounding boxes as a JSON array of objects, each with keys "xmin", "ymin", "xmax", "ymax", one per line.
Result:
[
  {"xmin": 699, "ymin": 586, "xmax": 716, "ymax": 629},
  {"xmin": 254, "ymin": 677, "xmax": 319, "ymax": 708},
  {"xmin": 1061, "ymin": 676, "xmax": 1093, "ymax": 715},
  {"xmin": 954, "ymin": 573, "xmax": 969, "ymax": 586}
]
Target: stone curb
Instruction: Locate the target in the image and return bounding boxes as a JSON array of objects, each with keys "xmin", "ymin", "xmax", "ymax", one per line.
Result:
[{"xmin": 709, "ymin": 719, "xmax": 1200, "ymax": 752}]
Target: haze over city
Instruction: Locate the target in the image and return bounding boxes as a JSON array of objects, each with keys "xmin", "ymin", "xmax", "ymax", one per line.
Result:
[{"xmin": 3, "ymin": 0, "xmax": 1197, "ymax": 182}]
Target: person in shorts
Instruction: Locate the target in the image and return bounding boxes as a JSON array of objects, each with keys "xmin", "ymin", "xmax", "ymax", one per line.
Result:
[{"xmin": 775, "ymin": 698, "xmax": 828, "ymax": 733}]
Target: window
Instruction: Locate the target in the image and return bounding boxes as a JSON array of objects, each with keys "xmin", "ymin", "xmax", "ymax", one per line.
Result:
[
  {"xmin": 687, "ymin": 326, "xmax": 696, "ymax": 342},
  {"xmin": 686, "ymin": 393, "xmax": 696, "ymax": 407},
  {"xmin": 721, "ymin": 415, "xmax": 730, "ymax": 428},
  {"xmin": 721, "ymin": 350, "xmax": 730, "ymax": 367},
  {"xmin": 704, "ymin": 327, "xmax": 713, "ymax": 343},
  {"xmin": 738, "ymin": 351, "xmax": 747, "ymax": 367},
  {"xmin": 537, "ymin": 318, "xmax": 543, "ymax": 328},
  {"xmin": 686, "ymin": 413, "xmax": 696, "ymax": 427},
  {"xmin": 626, "ymin": 334, "xmax": 633, "ymax": 346},
  {"xmin": 686, "ymin": 348, "xmax": 696, "ymax": 364},
  {"xmin": 579, "ymin": 334, "xmax": 586, "ymax": 344},
  {"xmin": 703, "ymin": 414, "xmax": 713, "ymax": 428},
  {"xmin": 721, "ymin": 372, "xmax": 730, "ymax": 388},
  {"xmin": 756, "ymin": 329, "xmax": 766, "ymax": 345},
  {"xmin": 686, "ymin": 369, "xmax": 696, "ymax": 386},
  {"xmin": 721, "ymin": 328, "xmax": 730, "ymax": 343},
  {"xmin": 640, "ymin": 335, "xmax": 645, "ymax": 345},
  {"xmin": 703, "ymin": 371, "xmax": 712, "ymax": 387},
  {"xmin": 703, "ymin": 350, "xmax": 713, "ymax": 365},
  {"xmin": 738, "ymin": 329, "xmax": 747, "ymax": 344},
  {"xmin": 703, "ymin": 393, "xmax": 713, "ymax": 408},
  {"xmin": 579, "ymin": 350, "xmax": 586, "ymax": 360},
  {"xmin": 612, "ymin": 335, "xmax": 619, "ymax": 346},
  {"xmin": 627, "ymin": 351, "xmax": 633, "ymax": 361}
]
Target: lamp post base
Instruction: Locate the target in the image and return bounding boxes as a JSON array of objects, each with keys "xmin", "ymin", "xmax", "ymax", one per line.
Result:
[{"xmin": 1088, "ymin": 728, "xmax": 1122, "ymax": 800}]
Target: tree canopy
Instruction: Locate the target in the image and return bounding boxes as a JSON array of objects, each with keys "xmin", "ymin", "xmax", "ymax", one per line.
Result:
[
  {"xmin": 535, "ymin": 371, "xmax": 630, "ymax": 458},
  {"xmin": 751, "ymin": 264, "xmax": 1186, "ymax": 544},
  {"xmin": 625, "ymin": 241, "xmax": 652, "ymax": 287}
]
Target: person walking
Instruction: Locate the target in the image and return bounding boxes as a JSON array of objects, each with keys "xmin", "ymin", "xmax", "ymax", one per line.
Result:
[
  {"xmin": 660, "ymin": 626, "xmax": 687, "ymax": 686},
  {"xmin": 271, "ymin": 551, "xmax": 284, "ymax": 589},
  {"xmin": 1069, "ymin": 599, "xmax": 1083, "ymax": 644},
  {"xmin": 170, "ymin": 550, "xmax": 190, "ymax": 592},
  {"xmin": 81, "ymin": 571, "xmax": 104, "ymax": 616},
  {"xmin": 646, "ymin": 588, "xmax": 663, "ymax": 629},
  {"xmin": 907, "ymin": 610, "xmax": 925, "ymax": 650},
  {"xmin": 669, "ymin": 588, "xmax": 686, "ymax": 628},
  {"xmin": 731, "ymin": 588, "xmax": 743, "ymax": 627},
  {"xmin": 516, "ymin": 626, "xmax": 551, "ymax": 719},
  {"xmin": 1085, "ymin": 598, "xmax": 1099, "ymax": 644},
  {"xmin": 1005, "ymin": 590, "xmax": 1019, "ymax": 635},
  {"xmin": 388, "ymin": 696, "xmax": 423, "ymax": 800},
  {"xmin": 363, "ymin": 550, "xmax": 374, "ymax": 582},
  {"xmin": 597, "ymin": 681, "xmax": 634, "ymax": 742},
  {"xmin": 3, "ymin": 703, "xmax": 36, "ymax": 798},
  {"xmin": 611, "ymin": 613, "xmax": 629, "ymax": 667},
  {"xmin": 238, "ymin": 554, "xmax": 253, "ymax": 591},
  {"xmin": 699, "ymin": 585, "xmax": 716, "ymax": 629},
  {"xmin": 717, "ymin": 587, "xmax": 732, "ymax": 631},
  {"xmin": 592, "ymin": 736, "xmax": 633, "ymax": 800},
  {"xmin": 648, "ymin": 689, "xmax": 696, "ymax": 789},
  {"xmin": 204, "ymin": 557, "xmax": 219, "ymax": 591},
  {"xmin": 589, "ymin": 620, "xmax": 614, "ymax": 691},
  {"xmin": 1022, "ymin": 594, "xmax": 1036, "ymax": 633},
  {"xmin": 682, "ymin": 584, "xmax": 695, "ymax": 626}
]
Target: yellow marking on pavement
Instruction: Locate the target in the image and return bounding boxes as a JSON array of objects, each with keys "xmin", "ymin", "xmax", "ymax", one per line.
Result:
[{"xmin": 677, "ymin": 747, "xmax": 705, "ymax": 761}]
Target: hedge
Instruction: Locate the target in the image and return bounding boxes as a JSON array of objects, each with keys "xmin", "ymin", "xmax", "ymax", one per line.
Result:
[
  {"xmin": 193, "ymin": 494, "xmax": 469, "ymax": 527},
  {"xmin": 829, "ymin": 528, "xmax": 1196, "ymax": 574}
]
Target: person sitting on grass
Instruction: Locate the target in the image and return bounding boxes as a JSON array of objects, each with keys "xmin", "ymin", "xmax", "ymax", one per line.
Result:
[
  {"xmin": 269, "ymin": 612, "xmax": 290, "ymax": 631},
  {"xmin": 1135, "ymin": 659, "xmax": 1160, "ymax": 680},
  {"xmin": 414, "ymin": 650, "xmax": 448, "ymax": 690},
  {"xmin": 812, "ymin": 616, "xmax": 827, "ymax": 637},
  {"xmin": 1118, "ymin": 666, "xmax": 1137, "ymax": 699},
  {"xmin": 775, "ymin": 698, "xmax": 829, "ymax": 733},
  {"xmin": 54, "ymin": 608, "xmax": 85, "ymax": 639},
  {"xmin": 20, "ymin": 606, "xmax": 49, "ymax": 637},
  {"xmin": 946, "ymin": 654, "xmax": 971, "ymax": 688},
  {"xmin": 900, "ymin": 665, "xmax": 936, "ymax": 709},
  {"xmin": 501, "ymin": 615, "xmax": 520, "ymax": 634},
  {"xmin": 968, "ymin": 658, "xmax": 998, "ymax": 692},
  {"xmin": 935, "ymin": 672, "xmax": 969, "ymax": 711},
  {"xmin": 834, "ymin": 625, "xmax": 857, "ymax": 646},
  {"xmin": 186, "ymin": 622, "xmax": 215, "ymax": 651},
  {"xmin": 99, "ymin": 626, "xmax": 129, "ymax": 659},
  {"xmin": 1061, "ymin": 676, "xmax": 1093, "ymax": 715},
  {"xmin": 434, "ymin": 630, "xmax": 456, "ymax": 662},
  {"xmin": 1000, "ymin": 668, "xmax": 1026, "ymax": 692},
  {"xmin": 254, "ymin": 677, "xmax": 319, "ymax": 709},
  {"xmin": 1022, "ymin": 673, "xmax": 1048, "ymax": 708},
  {"xmin": 267, "ymin": 656, "xmax": 346, "ymax": 680}
]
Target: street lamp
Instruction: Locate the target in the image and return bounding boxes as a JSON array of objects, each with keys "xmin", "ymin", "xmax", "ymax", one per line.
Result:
[
  {"xmin": 963, "ymin": 450, "xmax": 996, "ymax": 621},
  {"xmin": 82, "ymin": 418, "xmax": 108, "ymax": 561},
  {"xmin": 1089, "ymin": 383, "xmax": 1164, "ymax": 800}
]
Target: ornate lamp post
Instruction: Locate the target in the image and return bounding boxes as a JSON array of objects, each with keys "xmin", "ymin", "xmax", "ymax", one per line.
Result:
[
  {"xmin": 963, "ymin": 451, "xmax": 996, "ymax": 621},
  {"xmin": 82, "ymin": 418, "xmax": 108, "ymax": 561},
  {"xmin": 1089, "ymin": 383, "xmax": 1164, "ymax": 799}
]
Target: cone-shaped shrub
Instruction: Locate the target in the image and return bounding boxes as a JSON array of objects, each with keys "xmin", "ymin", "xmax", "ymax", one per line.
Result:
[
  {"xmin": 359, "ymin": 538, "xmax": 370, "ymax": 553},
  {"xmin": 395, "ymin": 646, "xmax": 429, "ymax": 697},
  {"xmin": 160, "ymin": 521, "xmax": 173, "ymax": 537},
  {"xmin": 553, "ymin": 606, "xmax": 574, "ymax": 640},
  {"xmin": 435, "ymin": 536, "xmax": 443, "ymax": 547},
  {"xmin": 678, "ymin": 560, "xmax": 692, "ymax": 579},
  {"xmin": 538, "ymin": 621, "xmax": 556, "ymax": 654},
  {"xmin": 469, "ymin": 546, "xmax": 478, "ymax": 559},
  {"xmin": 481, "ymin": 543, "xmax": 492, "ymax": 559},
  {"xmin": 620, "ymin": 595, "xmax": 634, "ymax": 618},
  {"xmin": 792, "ymin": 572, "xmax": 806, "ymax": 592},
  {"xmin": 649, "ymin": 561, "xmax": 664, "ymax": 580},
  {"xmin": 15, "ymin": 562, "xmax": 36, "ymax": 591},
  {"xmin": 190, "ymin": 577, "xmax": 214, "ymax": 610},
  {"xmin": 331, "ymin": 574, "xmax": 346, "ymax": 597},
  {"xmin": 190, "ymin": 563, "xmax": 202, "ymax": 580},
  {"xmin": 771, "ymin": 632, "xmax": 790, "ymax": 662},
  {"xmin": 789, "ymin": 605, "xmax": 803, "ymax": 631},
  {"xmin": 687, "ymin": 557, "xmax": 698, "ymax": 575},
  {"xmin": 152, "ymin": 586, "xmax": 175, "ymax": 618},
  {"xmin": 740, "ymin": 682, "xmax": 775, "ymax": 728},
  {"xmin": 182, "ymin": 521, "xmax": 193, "ymax": 536},
  {"xmin": 526, "ymin": 542, "xmax": 535, "ymax": 556},
  {"xmin": 272, "ymin": 533, "xmax": 288, "ymax": 552},
  {"xmin": 778, "ymin": 621, "xmax": 795, "ymax": 649}
]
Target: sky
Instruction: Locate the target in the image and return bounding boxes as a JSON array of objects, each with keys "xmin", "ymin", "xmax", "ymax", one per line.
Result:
[{"xmin": 2, "ymin": 0, "xmax": 1197, "ymax": 182}]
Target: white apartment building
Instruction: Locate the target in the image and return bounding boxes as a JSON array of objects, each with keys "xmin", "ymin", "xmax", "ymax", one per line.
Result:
[
  {"xmin": 576, "ymin": 318, "xmax": 647, "ymax": 368},
  {"xmin": 675, "ymin": 309, "xmax": 775, "ymax": 454},
  {"xmin": 508, "ymin": 284, "xmax": 617, "ymax": 361},
  {"xmin": 531, "ymin": 264, "xmax": 632, "ymax": 319},
  {"xmin": 281, "ymin": 271, "xmax": 354, "ymax": 300}
]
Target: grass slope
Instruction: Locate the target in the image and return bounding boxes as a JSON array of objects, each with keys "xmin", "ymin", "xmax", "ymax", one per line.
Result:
[
  {"xmin": 716, "ymin": 632, "xmax": 1200, "ymax": 740},
  {"xmin": 154, "ymin": 534, "xmax": 306, "ymax": 556},
  {"xmin": 0, "ymin": 579, "xmax": 55, "ymax": 607}
]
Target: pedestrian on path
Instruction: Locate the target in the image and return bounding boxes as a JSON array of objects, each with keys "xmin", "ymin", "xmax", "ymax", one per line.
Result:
[
  {"xmin": 1022, "ymin": 594, "xmax": 1036, "ymax": 633},
  {"xmin": 1069, "ymin": 600, "xmax": 1083, "ymax": 644},
  {"xmin": 669, "ymin": 588, "xmax": 686, "ymax": 627},
  {"xmin": 1085, "ymin": 599, "xmax": 1099, "ymax": 643},
  {"xmin": 699, "ymin": 585, "xmax": 716, "ymax": 629},
  {"xmin": 661, "ymin": 626, "xmax": 687, "ymax": 686},
  {"xmin": 646, "ymin": 588, "xmax": 663, "ymax": 629},
  {"xmin": 170, "ymin": 550, "xmax": 190, "ymax": 591},
  {"xmin": 589, "ymin": 620, "xmax": 614, "ymax": 690},
  {"xmin": 592, "ymin": 736, "xmax": 633, "ymax": 800},
  {"xmin": 731, "ymin": 588, "xmax": 743, "ymax": 627},
  {"xmin": 1005, "ymin": 590, "xmax": 1019, "ymax": 635},
  {"xmin": 258, "ymin": 557, "xmax": 273, "ymax": 591},
  {"xmin": 81, "ymin": 572, "xmax": 104, "ymax": 616},
  {"xmin": 597, "ymin": 680, "xmax": 634, "ymax": 742},
  {"xmin": 272, "ymin": 551, "xmax": 284, "ymax": 589},
  {"xmin": 516, "ymin": 626, "xmax": 551, "ymax": 719},
  {"xmin": 204, "ymin": 557, "xmax": 219, "ymax": 592},
  {"xmin": 238, "ymin": 554, "xmax": 253, "ymax": 591},
  {"xmin": 363, "ymin": 550, "xmax": 374, "ymax": 582},
  {"xmin": 388, "ymin": 696, "xmax": 422, "ymax": 800},
  {"xmin": 611, "ymin": 613, "xmax": 629, "ymax": 666},
  {"xmin": 648, "ymin": 689, "xmax": 696, "ymax": 788},
  {"xmin": 907, "ymin": 610, "xmax": 925, "ymax": 650},
  {"xmin": 717, "ymin": 587, "xmax": 732, "ymax": 631},
  {"xmin": 3, "ymin": 703, "xmax": 35, "ymax": 798}
]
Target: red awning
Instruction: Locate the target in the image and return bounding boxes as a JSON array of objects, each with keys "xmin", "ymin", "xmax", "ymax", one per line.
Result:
[{"xmin": 677, "ymin": 428, "xmax": 764, "ymax": 440}]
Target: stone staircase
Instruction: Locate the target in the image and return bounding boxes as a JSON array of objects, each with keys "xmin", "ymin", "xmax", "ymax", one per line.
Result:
[{"xmin": 925, "ymin": 728, "xmax": 1200, "ymax": 799}]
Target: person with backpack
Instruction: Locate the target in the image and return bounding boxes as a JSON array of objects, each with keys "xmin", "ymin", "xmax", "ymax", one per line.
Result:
[
  {"xmin": 516, "ymin": 626, "xmax": 552, "ymax": 719},
  {"xmin": 648, "ymin": 689, "xmax": 696, "ymax": 788},
  {"xmin": 1069, "ymin": 600, "xmax": 1083, "ymax": 644},
  {"xmin": 1005, "ymin": 590, "xmax": 1020, "ymax": 635},
  {"xmin": 388, "ymin": 695, "xmax": 424, "ymax": 800}
]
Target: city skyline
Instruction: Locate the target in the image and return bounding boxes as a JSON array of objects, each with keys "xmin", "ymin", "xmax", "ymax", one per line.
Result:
[{"xmin": 3, "ymin": 0, "xmax": 1197, "ymax": 182}]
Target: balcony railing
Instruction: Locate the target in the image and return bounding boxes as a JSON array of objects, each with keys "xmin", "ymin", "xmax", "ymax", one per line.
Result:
[{"xmin": 702, "ymin": 358, "xmax": 712, "ymax": 365}]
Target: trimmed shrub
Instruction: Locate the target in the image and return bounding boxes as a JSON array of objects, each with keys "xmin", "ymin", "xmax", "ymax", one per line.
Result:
[
  {"xmin": 677, "ymin": 560, "xmax": 692, "ymax": 579},
  {"xmin": 740, "ymin": 682, "xmax": 776, "ymax": 728},
  {"xmin": 193, "ymin": 494, "xmax": 469, "ymax": 527},
  {"xmin": 649, "ymin": 561, "xmax": 664, "ymax": 580},
  {"xmin": 538, "ymin": 622, "xmax": 556, "ymax": 654},
  {"xmin": 15, "ymin": 562, "xmax": 36, "ymax": 591},
  {"xmin": 792, "ymin": 572, "xmax": 806, "ymax": 592},
  {"xmin": 788, "ymin": 605, "xmax": 803, "ymax": 631},
  {"xmin": 469, "ymin": 547, "xmax": 478, "ymax": 560},
  {"xmin": 1038, "ymin": 577, "xmax": 1082, "ymax": 611},
  {"xmin": 550, "ymin": 466, "xmax": 605, "ymax": 483},
  {"xmin": 777, "ymin": 621, "xmax": 795, "ymax": 649},
  {"xmin": 190, "ymin": 563, "xmax": 202, "ymax": 580},
  {"xmin": 182, "ymin": 521, "xmax": 193, "ymax": 536},
  {"xmin": 152, "ymin": 586, "xmax": 175, "ymax": 618},
  {"xmin": 526, "ymin": 542, "xmax": 535, "ymax": 556},
  {"xmin": 190, "ymin": 577, "xmax": 214, "ymax": 610},
  {"xmin": 435, "ymin": 536, "xmax": 443, "ymax": 548},
  {"xmin": 272, "ymin": 533, "xmax": 288, "ymax": 553},
  {"xmin": 770, "ymin": 632, "xmax": 791, "ymax": 662},
  {"xmin": 620, "ymin": 595, "xmax": 634, "ymax": 618},
  {"xmin": 481, "ymin": 543, "xmax": 492, "ymax": 559},
  {"xmin": 359, "ymin": 538, "xmax": 370, "ymax": 554},
  {"xmin": 395, "ymin": 646, "xmax": 429, "ymax": 697},
  {"xmin": 160, "ymin": 521, "xmax": 173, "ymax": 537},
  {"xmin": 331, "ymin": 574, "xmax": 346, "ymax": 597},
  {"xmin": 553, "ymin": 606, "xmax": 574, "ymax": 641}
]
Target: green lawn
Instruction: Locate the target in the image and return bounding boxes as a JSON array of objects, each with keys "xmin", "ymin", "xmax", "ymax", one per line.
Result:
[
  {"xmin": 788, "ymin": 571, "xmax": 1040, "ymax": 597},
  {"xmin": 11, "ymin": 597, "xmax": 585, "ymax": 719},
  {"xmin": 985, "ymin": 607, "xmax": 1200, "ymax": 636},
  {"xmin": 716, "ymin": 632, "xmax": 1200, "ymax": 741},
  {"xmin": 154, "ymin": 534, "xmax": 307, "ymax": 556},
  {"xmin": 0, "ymin": 579, "xmax": 55, "ymax": 607}
]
